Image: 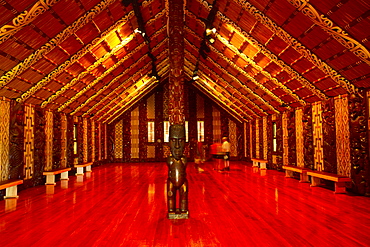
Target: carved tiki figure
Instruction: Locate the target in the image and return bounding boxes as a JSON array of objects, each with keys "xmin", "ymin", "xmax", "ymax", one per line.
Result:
[{"xmin": 167, "ymin": 124, "xmax": 188, "ymax": 218}]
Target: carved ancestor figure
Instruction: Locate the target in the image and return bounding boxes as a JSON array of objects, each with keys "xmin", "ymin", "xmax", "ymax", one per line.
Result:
[{"xmin": 167, "ymin": 124, "xmax": 188, "ymax": 219}]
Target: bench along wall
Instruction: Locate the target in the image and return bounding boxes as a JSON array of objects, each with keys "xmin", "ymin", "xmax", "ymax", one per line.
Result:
[
  {"xmin": 0, "ymin": 98, "xmax": 108, "ymax": 198},
  {"xmin": 247, "ymin": 90, "xmax": 370, "ymax": 195}
]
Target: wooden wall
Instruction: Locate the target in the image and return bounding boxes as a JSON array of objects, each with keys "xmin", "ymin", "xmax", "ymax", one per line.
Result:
[
  {"xmin": 247, "ymin": 91, "xmax": 370, "ymax": 195},
  {"xmin": 108, "ymin": 83, "xmax": 244, "ymax": 163},
  {"xmin": 1, "ymin": 88, "xmax": 370, "ymax": 196}
]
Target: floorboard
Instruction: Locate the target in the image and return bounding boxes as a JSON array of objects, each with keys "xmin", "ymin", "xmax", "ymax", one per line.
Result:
[{"xmin": 1, "ymin": 161, "xmax": 370, "ymax": 246}]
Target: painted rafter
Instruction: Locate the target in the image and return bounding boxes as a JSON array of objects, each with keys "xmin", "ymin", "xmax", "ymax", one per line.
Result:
[
  {"xmin": 75, "ymin": 38, "xmax": 168, "ymax": 117},
  {"xmin": 92, "ymin": 55, "xmax": 168, "ymax": 122},
  {"xmin": 99, "ymin": 71, "xmax": 161, "ymax": 123},
  {"xmin": 81, "ymin": 60, "xmax": 152, "ymax": 118},
  {"xmin": 194, "ymin": 83, "xmax": 247, "ymax": 123},
  {"xmin": 215, "ymin": 33, "xmax": 306, "ymax": 106},
  {"xmin": 185, "ymin": 40, "xmax": 268, "ymax": 114},
  {"xmin": 17, "ymin": 11, "xmax": 136, "ymax": 103},
  {"xmin": 41, "ymin": 10, "xmax": 167, "ymax": 108},
  {"xmin": 0, "ymin": 0, "xmax": 117, "ymax": 88},
  {"xmin": 217, "ymin": 12, "xmax": 328, "ymax": 101},
  {"xmin": 235, "ymin": 0, "xmax": 357, "ymax": 94},
  {"xmin": 106, "ymin": 80, "xmax": 159, "ymax": 124},
  {"xmin": 194, "ymin": 73, "xmax": 251, "ymax": 122},
  {"xmin": 93, "ymin": 63, "xmax": 153, "ymax": 121},
  {"xmin": 287, "ymin": 0, "xmax": 370, "ymax": 66},
  {"xmin": 208, "ymin": 45, "xmax": 284, "ymax": 113},
  {"xmin": 188, "ymin": 59, "xmax": 267, "ymax": 117},
  {"xmin": 184, "ymin": 59, "xmax": 260, "ymax": 118},
  {"xmin": 56, "ymin": 42, "xmax": 147, "ymax": 112},
  {"xmin": 184, "ymin": 32, "xmax": 276, "ymax": 114},
  {"xmin": 0, "ymin": 0, "xmax": 62, "ymax": 45}
]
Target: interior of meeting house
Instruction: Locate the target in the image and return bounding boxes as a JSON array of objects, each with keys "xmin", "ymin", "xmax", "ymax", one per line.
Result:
[{"xmin": 1, "ymin": 0, "xmax": 370, "ymax": 246}]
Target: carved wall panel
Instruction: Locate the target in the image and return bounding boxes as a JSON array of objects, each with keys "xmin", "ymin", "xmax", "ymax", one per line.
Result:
[
  {"xmin": 287, "ymin": 109, "xmax": 296, "ymax": 167},
  {"xmin": 52, "ymin": 112, "xmax": 61, "ymax": 170},
  {"xmin": 77, "ymin": 117, "xmax": 83, "ymax": 165},
  {"xmin": 263, "ymin": 116, "xmax": 267, "ymax": 160},
  {"xmin": 147, "ymin": 94, "xmax": 156, "ymax": 160},
  {"xmin": 139, "ymin": 101, "xmax": 147, "ymax": 161},
  {"xmin": 87, "ymin": 119, "xmax": 92, "ymax": 162},
  {"xmin": 255, "ymin": 118, "xmax": 260, "ymax": 159},
  {"xmin": 107, "ymin": 122, "xmax": 115, "ymax": 162},
  {"xmin": 236, "ymin": 122, "xmax": 244, "ymax": 160},
  {"xmin": 282, "ymin": 112, "xmax": 288, "ymax": 166},
  {"xmin": 275, "ymin": 114, "xmax": 283, "ymax": 170},
  {"xmin": 155, "ymin": 87, "xmax": 164, "ymax": 161},
  {"xmin": 131, "ymin": 107, "xmax": 140, "ymax": 159},
  {"xmin": 0, "ymin": 99, "xmax": 10, "ymax": 182},
  {"xmin": 122, "ymin": 111, "xmax": 131, "ymax": 162},
  {"xmin": 24, "ymin": 105, "xmax": 34, "ymax": 179},
  {"xmin": 91, "ymin": 120, "xmax": 95, "ymax": 162},
  {"xmin": 83, "ymin": 118, "xmax": 88, "ymax": 163},
  {"xmin": 259, "ymin": 118, "xmax": 263, "ymax": 160},
  {"xmin": 33, "ymin": 106, "xmax": 46, "ymax": 186},
  {"xmin": 98, "ymin": 122, "xmax": 102, "ymax": 161},
  {"xmin": 104, "ymin": 123, "xmax": 108, "ymax": 160},
  {"xmin": 115, "ymin": 120, "xmax": 123, "ymax": 159},
  {"xmin": 322, "ymin": 99, "xmax": 337, "ymax": 173},
  {"xmin": 295, "ymin": 108, "xmax": 304, "ymax": 168},
  {"xmin": 349, "ymin": 91, "xmax": 368, "ymax": 195},
  {"xmin": 229, "ymin": 119, "xmax": 237, "ymax": 157},
  {"xmin": 312, "ymin": 102, "xmax": 324, "ymax": 171},
  {"xmin": 9, "ymin": 101, "xmax": 25, "ymax": 179},
  {"xmin": 66, "ymin": 114, "xmax": 74, "ymax": 168},
  {"xmin": 267, "ymin": 115, "xmax": 273, "ymax": 166},
  {"xmin": 303, "ymin": 105, "xmax": 314, "ymax": 169},
  {"xmin": 45, "ymin": 110, "xmax": 53, "ymax": 171},
  {"xmin": 249, "ymin": 122, "xmax": 253, "ymax": 159},
  {"xmin": 244, "ymin": 122, "xmax": 247, "ymax": 158},
  {"xmin": 61, "ymin": 114, "xmax": 67, "ymax": 168},
  {"xmin": 212, "ymin": 107, "xmax": 221, "ymax": 142},
  {"xmin": 334, "ymin": 95, "xmax": 351, "ymax": 177},
  {"xmin": 221, "ymin": 111, "xmax": 229, "ymax": 140}
]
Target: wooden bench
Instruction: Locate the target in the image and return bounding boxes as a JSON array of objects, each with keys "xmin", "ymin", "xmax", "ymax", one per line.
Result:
[
  {"xmin": 282, "ymin": 165, "xmax": 310, "ymax": 183},
  {"xmin": 251, "ymin": 158, "xmax": 268, "ymax": 169},
  {"xmin": 306, "ymin": 170, "xmax": 351, "ymax": 194},
  {"xmin": 43, "ymin": 167, "xmax": 71, "ymax": 185},
  {"xmin": 74, "ymin": 162, "xmax": 93, "ymax": 175},
  {"xmin": 0, "ymin": 179, "xmax": 23, "ymax": 199}
]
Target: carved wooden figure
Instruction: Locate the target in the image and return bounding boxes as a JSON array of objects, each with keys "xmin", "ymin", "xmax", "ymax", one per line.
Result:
[{"xmin": 167, "ymin": 124, "xmax": 188, "ymax": 219}]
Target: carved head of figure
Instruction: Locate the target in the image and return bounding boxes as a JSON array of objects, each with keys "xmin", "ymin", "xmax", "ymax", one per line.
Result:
[{"xmin": 169, "ymin": 124, "xmax": 185, "ymax": 160}]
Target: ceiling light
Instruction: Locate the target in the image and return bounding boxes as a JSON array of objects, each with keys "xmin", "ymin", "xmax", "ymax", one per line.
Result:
[
  {"xmin": 206, "ymin": 27, "xmax": 217, "ymax": 36},
  {"xmin": 208, "ymin": 37, "xmax": 215, "ymax": 44},
  {"xmin": 134, "ymin": 28, "xmax": 142, "ymax": 34},
  {"xmin": 192, "ymin": 75, "xmax": 199, "ymax": 80}
]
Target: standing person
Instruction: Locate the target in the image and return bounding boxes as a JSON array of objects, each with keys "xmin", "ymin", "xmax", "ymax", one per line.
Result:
[{"xmin": 221, "ymin": 137, "xmax": 230, "ymax": 171}]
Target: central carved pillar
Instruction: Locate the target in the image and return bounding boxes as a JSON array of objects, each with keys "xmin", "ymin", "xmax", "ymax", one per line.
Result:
[
  {"xmin": 167, "ymin": 0, "xmax": 188, "ymax": 219},
  {"xmin": 168, "ymin": 0, "xmax": 185, "ymax": 125}
]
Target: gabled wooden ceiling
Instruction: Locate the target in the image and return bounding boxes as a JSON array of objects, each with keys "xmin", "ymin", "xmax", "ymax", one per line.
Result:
[{"xmin": 0, "ymin": 0, "xmax": 369, "ymax": 123}]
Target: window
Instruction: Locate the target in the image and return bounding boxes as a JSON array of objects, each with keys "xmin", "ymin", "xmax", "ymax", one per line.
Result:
[
  {"xmin": 164, "ymin": 121, "xmax": 170, "ymax": 142},
  {"xmin": 148, "ymin": 121, "xmax": 155, "ymax": 142},
  {"xmin": 197, "ymin": 121, "xmax": 204, "ymax": 142},
  {"xmin": 185, "ymin": 121, "xmax": 189, "ymax": 142},
  {"xmin": 73, "ymin": 124, "xmax": 78, "ymax": 155},
  {"xmin": 272, "ymin": 122, "xmax": 277, "ymax": 152}
]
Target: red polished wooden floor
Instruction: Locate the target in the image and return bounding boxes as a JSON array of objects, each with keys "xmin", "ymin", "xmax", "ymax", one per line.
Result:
[{"xmin": 1, "ymin": 161, "xmax": 370, "ymax": 246}]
